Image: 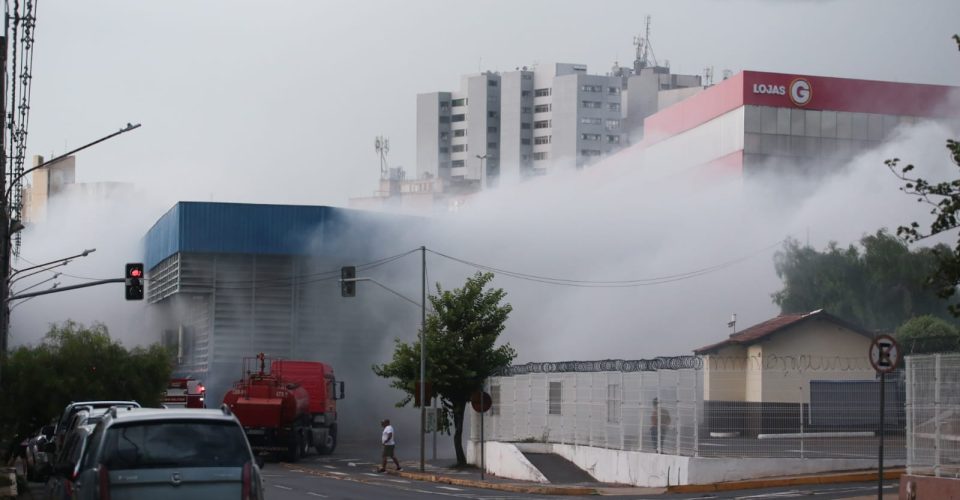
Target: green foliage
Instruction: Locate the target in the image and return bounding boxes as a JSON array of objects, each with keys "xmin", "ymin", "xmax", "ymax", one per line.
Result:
[
  {"xmin": 373, "ymin": 272, "xmax": 516, "ymax": 465},
  {"xmin": 886, "ymin": 34, "xmax": 960, "ymax": 316},
  {"xmin": 0, "ymin": 321, "xmax": 172, "ymax": 453},
  {"xmin": 896, "ymin": 315, "xmax": 960, "ymax": 354},
  {"xmin": 772, "ymin": 230, "xmax": 957, "ymax": 331}
]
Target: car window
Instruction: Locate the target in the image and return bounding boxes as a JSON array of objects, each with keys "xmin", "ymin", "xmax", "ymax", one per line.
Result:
[{"xmin": 100, "ymin": 420, "xmax": 249, "ymax": 469}]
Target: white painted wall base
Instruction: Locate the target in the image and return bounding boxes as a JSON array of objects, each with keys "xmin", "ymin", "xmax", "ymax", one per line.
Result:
[{"xmin": 467, "ymin": 440, "xmax": 903, "ymax": 487}]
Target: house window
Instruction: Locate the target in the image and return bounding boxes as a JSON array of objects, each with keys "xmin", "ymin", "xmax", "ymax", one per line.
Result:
[
  {"xmin": 451, "ymin": 160, "xmax": 465, "ymax": 167},
  {"xmin": 581, "ymin": 117, "xmax": 602, "ymax": 125},
  {"xmin": 534, "ymin": 88, "xmax": 552, "ymax": 97},
  {"xmin": 534, "ymin": 104, "xmax": 552, "ymax": 113},
  {"xmin": 581, "ymin": 149, "xmax": 602, "ymax": 157},
  {"xmin": 607, "ymin": 384, "xmax": 621, "ymax": 423},
  {"xmin": 534, "ymin": 135, "xmax": 552, "ymax": 145},
  {"xmin": 488, "ymin": 80, "xmax": 498, "ymax": 87},
  {"xmin": 533, "ymin": 152, "xmax": 549, "ymax": 161},
  {"xmin": 451, "ymin": 114, "xmax": 465, "ymax": 122},
  {"xmin": 606, "ymin": 119, "xmax": 621, "ymax": 129},
  {"xmin": 548, "ymin": 381, "xmax": 562, "ymax": 415},
  {"xmin": 521, "ymin": 90, "xmax": 532, "ymax": 97},
  {"xmin": 581, "ymin": 133, "xmax": 600, "ymax": 141},
  {"xmin": 581, "ymin": 84, "xmax": 602, "ymax": 92},
  {"xmin": 452, "ymin": 144, "xmax": 467, "ymax": 152},
  {"xmin": 582, "ymin": 101, "xmax": 602, "ymax": 109},
  {"xmin": 607, "ymin": 86, "xmax": 621, "ymax": 95},
  {"xmin": 521, "ymin": 138, "xmax": 531, "ymax": 145},
  {"xmin": 608, "ymin": 103, "xmax": 621, "ymax": 112},
  {"xmin": 451, "ymin": 98, "xmax": 467, "ymax": 107},
  {"xmin": 534, "ymin": 120, "xmax": 551, "ymax": 129},
  {"xmin": 607, "ymin": 135, "xmax": 621, "ymax": 144},
  {"xmin": 454, "ymin": 129, "xmax": 466, "ymax": 137},
  {"xmin": 521, "ymin": 106, "xmax": 532, "ymax": 114}
]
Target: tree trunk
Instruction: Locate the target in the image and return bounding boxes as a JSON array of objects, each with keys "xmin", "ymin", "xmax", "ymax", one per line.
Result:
[{"xmin": 452, "ymin": 399, "xmax": 467, "ymax": 466}]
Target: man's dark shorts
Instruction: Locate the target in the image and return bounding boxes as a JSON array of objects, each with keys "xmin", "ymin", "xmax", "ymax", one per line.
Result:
[{"xmin": 382, "ymin": 444, "xmax": 395, "ymax": 458}]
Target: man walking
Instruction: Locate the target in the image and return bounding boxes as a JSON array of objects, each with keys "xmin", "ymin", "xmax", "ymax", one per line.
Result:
[{"xmin": 379, "ymin": 419, "xmax": 401, "ymax": 472}]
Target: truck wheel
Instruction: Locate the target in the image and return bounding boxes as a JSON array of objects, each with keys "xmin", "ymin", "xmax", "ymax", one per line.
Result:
[
  {"xmin": 285, "ymin": 433, "xmax": 303, "ymax": 463},
  {"xmin": 316, "ymin": 426, "xmax": 337, "ymax": 455},
  {"xmin": 300, "ymin": 432, "xmax": 311, "ymax": 458}
]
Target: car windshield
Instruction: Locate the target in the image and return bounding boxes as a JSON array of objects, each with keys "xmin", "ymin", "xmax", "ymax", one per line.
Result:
[{"xmin": 100, "ymin": 420, "xmax": 248, "ymax": 469}]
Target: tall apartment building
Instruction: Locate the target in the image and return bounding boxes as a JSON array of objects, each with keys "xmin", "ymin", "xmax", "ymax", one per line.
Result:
[{"xmin": 418, "ymin": 63, "xmax": 630, "ymax": 188}]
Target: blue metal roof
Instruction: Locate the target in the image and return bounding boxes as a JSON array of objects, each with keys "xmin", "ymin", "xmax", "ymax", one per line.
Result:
[{"xmin": 144, "ymin": 202, "xmax": 416, "ymax": 269}]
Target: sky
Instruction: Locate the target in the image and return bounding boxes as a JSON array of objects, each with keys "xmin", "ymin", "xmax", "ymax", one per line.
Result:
[{"xmin": 9, "ymin": 0, "xmax": 960, "ymax": 355}]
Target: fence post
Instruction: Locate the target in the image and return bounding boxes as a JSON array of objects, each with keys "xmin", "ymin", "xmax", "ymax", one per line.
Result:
[
  {"xmin": 657, "ymin": 369, "xmax": 662, "ymax": 454},
  {"xmin": 694, "ymin": 368, "xmax": 700, "ymax": 457},
  {"xmin": 620, "ymin": 372, "xmax": 625, "ymax": 451},
  {"xmin": 675, "ymin": 374, "xmax": 681, "ymax": 455},
  {"xmin": 935, "ymin": 354, "xmax": 942, "ymax": 477}
]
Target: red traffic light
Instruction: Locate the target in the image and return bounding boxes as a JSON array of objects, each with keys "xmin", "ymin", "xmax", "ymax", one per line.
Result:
[{"xmin": 130, "ymin": 268, "xmax": 142, "ymax": 278}]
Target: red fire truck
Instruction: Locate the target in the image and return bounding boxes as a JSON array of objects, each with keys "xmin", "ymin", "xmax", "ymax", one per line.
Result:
[{"xmin": 162, "ymin": 378, "xmax": 206, "ymax": 408}]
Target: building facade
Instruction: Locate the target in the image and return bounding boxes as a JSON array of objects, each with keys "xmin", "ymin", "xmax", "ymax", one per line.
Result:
[{"xmin": 636, "ymin": 71, "xmax": 960, "ymax": 179}]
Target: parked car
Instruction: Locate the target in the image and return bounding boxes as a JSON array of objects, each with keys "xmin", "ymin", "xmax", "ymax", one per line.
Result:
[
  {"xmin": 24, "ymin": 424, "xmax": 56, "ymax": 481},
  {"xmin": 54, "ymin": 401, "xmax": 140, "ymax": 449},
  {"xmin": 45, "ymin": 424, "xmax": 96, "ymax": 499},
  {"xmin": 73, "ymin": 406, "xmax": 264, "ymax": 500}
]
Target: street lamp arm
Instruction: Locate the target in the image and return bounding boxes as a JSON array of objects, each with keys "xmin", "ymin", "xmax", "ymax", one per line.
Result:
[
  {"xmin": 10, "ymin": 248, "xmax": 95, "ymax": 278},
  {"xmin": 5, "ymin": 123, "xmax": 141, "ymax": 201},
  {"xmin": 11, "ymin": 273, "xmax": 59, "ymax": 296},
  {"xmin": 9, "ymin": 261, "xmax": 69, "ymax": 285}
]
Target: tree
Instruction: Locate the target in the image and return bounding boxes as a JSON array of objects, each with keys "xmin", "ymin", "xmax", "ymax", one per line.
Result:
[
  {"xmin": 772, "ymin": 230, "xmax": 957, "ymax": 331},
  {"xmin": 896, "ymin": 315, "xmax": 960, "ymax": 354},
  {"xmin": 887, "ymin": 34, "xmax": 960, "ymax": 316},
  {"xmin": 373, "ymin": 272, "xmax": 516, "ymax": 467},
  {"xmin": 0, "ymin": 321, "xmax": 172, "ymax": 457}
]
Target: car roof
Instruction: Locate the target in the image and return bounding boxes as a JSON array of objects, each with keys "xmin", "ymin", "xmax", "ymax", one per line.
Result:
[
  {"xmin": 102, "ymin": 407, "xmax": 239, "ymax": 425},
  {"xmin": 66, "ymin": 401, "xmax": 140, "ymax": 409}
]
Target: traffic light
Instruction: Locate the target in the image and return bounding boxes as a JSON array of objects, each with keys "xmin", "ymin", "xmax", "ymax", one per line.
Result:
[
  {"xmin": 125, "ymin": 262, "xmax": 144, "ymax": 300},
  {"xmin": 340, "ymin": 266, "xmax": 356, "ymax": 297}
]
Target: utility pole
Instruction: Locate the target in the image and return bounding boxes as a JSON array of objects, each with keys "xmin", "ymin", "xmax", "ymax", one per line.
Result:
[
  {"xmin": 420, "ymin": 245, "xmax": 426, "ymax": 472},
  {"xmin": 0, "ymin": 34, "xmax": 9, "ymax": 358}
]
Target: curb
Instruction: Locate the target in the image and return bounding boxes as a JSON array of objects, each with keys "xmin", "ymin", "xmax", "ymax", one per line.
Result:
[
  {"xmin": 667, "ymin": 468, "xmax": 905, "ymax": 494},
  {"xmin": 280, "ymin": 462, "xmax": 599, "ymax": 496}
]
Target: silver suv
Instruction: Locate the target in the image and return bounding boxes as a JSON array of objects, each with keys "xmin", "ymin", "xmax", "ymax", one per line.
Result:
[{"xmin": 73, "ymin": 406, "xmax": 264, "ymax": 500}]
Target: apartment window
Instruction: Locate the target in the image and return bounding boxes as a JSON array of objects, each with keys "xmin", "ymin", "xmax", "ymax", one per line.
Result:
[
  {"xmin": 607, "ymin": 86, "xmax": 621, "ymax": 95},
  {"xmin": 533, "ymin": 151, "xmax": 549, "ymax": 161},
  {"xmin": 439, "ymin": 132, "xmax": 449, "ymax": 141},
  {"xmin": 487, "ymin": 142, "xmax": 498, "ymax": 149},
  {"xmin": 439, "ymin": 116, "xmax": 450, "ymax": 124},
  {"xmin": 581, "ymin": 149, "xmax": 602, "ymax": 157},
  {"xmin": 606, "ymin": 135, "xmax": 621, "ymax": 144},
  {"xmin": 534, "ymin": 135, "xmax": 552, "ymax": 145},
  {"xmin": 451, "ymin": 160, "xmax": 465, "ymax": 167},
  {"xmin": 452, "ymin": 144, "xmax": 467, "ymax": 153},
  {"xmin": 606, "ymin": 384, "xmax": 621, "ymax": 424},
  {"xmin": 581, "ymin": 133, "xmax": 600, "ymax": 141},
  {"xmin": 453, "ymin": 129, "xmax": 466, "ymax": 137},
  {"xmin": 439, "ymin": 147, "xmax": 448, "ymax": 153},
  {"xmin": 440, "ymin": 102, "xmax": 450, "ymax": 111},
  {"xmin": 606, "ymin": 119, "xmax": 621, "ymax": 129},
  {"xmin": 521, "ymin": 154, "xmax": 531, "ymax": 161},
  {"xmin": 451, "ymin": 114, "xmax": 465, "ymax": 122},
  {"xmin": 521, "ymin": 122, "xmax": 532, "ymax": 130},
  {"xmin": 534, "ymin": 88, "xmax": 552, "ymax": 97},
  {"xmin": 521, "ymin": 73, "xmax": 533, "ymax": 80},
  {"xmin": 488, "ymin": 111, "xmax": 499, "ymax": 118},
  {"xmin": 608, "ymin": 103, "xmax": 621, "ymax": 112},
  {"xmin": 548, "ymin": 381, "xmax": 562, "ymax": 415},
  {"xmin": 581, "ymin": 117, "xmax": 602, "ymax": 126},
  {"xmin": 521, "ymin": 90, "xmax": 531, "ymax": 97},
  {"xmin": 488, "ymin": 80, "xmax": 498, "ymax": 87},
  {"xmin": 534, "ymin": 103, "xmax": 552, "ymax": 113},
  {"xmin": 582, "ymin": 101, "xmax": 602, "ymax": 109},
  {"xmin": 581, "ymin": 84, "xmax": 602, "ymax": 92},
  {"xmin": 521, "ymin": 106, "xmax": 532, "ymax": 114},
  {"xmin": 451, "ymin": 98, "xmax": 467, "ymax": 107},
  {"xmin": 487, "ymin": 126, "xmax": 498, "ymax": 133},
  {"xmin": 534, "ymin": 120, "xmax": 551, "ymax": 129},
  {"xmin": 521, "ymin": 138, "xmax": 531, "ymax": 145}
]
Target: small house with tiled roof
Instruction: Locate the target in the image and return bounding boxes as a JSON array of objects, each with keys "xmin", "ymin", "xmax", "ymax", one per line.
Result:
[{"xmin": 695, "ymin": 309, "xmax": 876, "ymax": 405}]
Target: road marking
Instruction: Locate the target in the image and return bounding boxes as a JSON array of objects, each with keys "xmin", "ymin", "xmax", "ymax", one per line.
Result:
[
  {"xmin": 291, "ymin": 469, "xmax": 304, "ymax": 472},
  {"xmin": 362, "ymin": 472, "xmax": 380, "ymax": 477},
  {"xmin": 436, "ymin": 486, "xmax": 463, "ymax": 491},
  {"xmin": 322, "ymin": 465, "xmax": 336, "ymax": 469},
  {"xmin": 326, "ymin": 471, "xmax": 347, "ymax": 475},
  {"xmin": 388, "ymin": 479, "xmax": 411, "ymax": 483},
  {"xmin": 273, "ymin": 484, "xmax": 293, "ymax": 490},
  {"xmin": 307, "ymin": 493, "xmax": 328, "ymax": 498}
]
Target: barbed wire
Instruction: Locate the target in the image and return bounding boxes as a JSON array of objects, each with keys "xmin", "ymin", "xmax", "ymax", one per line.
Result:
[{"xmin": 495, "ymin": 354, "xmax": 885, "ymax": 376}]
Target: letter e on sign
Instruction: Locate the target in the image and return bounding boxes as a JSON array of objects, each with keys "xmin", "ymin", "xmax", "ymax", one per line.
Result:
[{"xmin": 869, "ymin": 334, "xmax": 901, "ymax": 373}]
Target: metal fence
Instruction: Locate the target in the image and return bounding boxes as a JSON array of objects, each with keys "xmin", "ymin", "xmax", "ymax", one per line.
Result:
[
  {"xmin": 476, "ymin": 356, "xmax": 905, "ymax": 459},
  {"xmin": 906, "ymin": 353, "xmax": 960, "ymax": 477}
]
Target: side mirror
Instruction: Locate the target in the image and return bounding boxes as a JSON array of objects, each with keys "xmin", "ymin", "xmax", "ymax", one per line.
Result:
[
  {"xmin": 255, "ymin": 456, "xmax": 265, "ymax": 469},
  {"xmin": 338, "ymin": 381, "xmax": 346, "ymax": 400}
]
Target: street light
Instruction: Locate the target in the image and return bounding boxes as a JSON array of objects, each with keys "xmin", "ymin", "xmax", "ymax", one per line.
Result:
[
  {"xmin": 10, "ymin": 248, "xmax": 95, "ymax": 280},
  {"xmin": 476, "ymin": 154, "xmax": 488, "ymax": 190},
  {"xmin": 12, "ymin": 272, "xmax": 60, "ymax": 296}
]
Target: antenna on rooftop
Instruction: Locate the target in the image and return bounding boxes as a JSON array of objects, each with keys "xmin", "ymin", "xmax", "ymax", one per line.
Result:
[
  {"xmin": 375, "ymin": 135, "xmax": 390, "ymax": 179},
  {"xmin": 704, "ymin": 67, "xmax": 714, "ymax": 86},
  {"xmin": 633, "ymin": 15, "xmax": 658, "ymax": 72}
]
